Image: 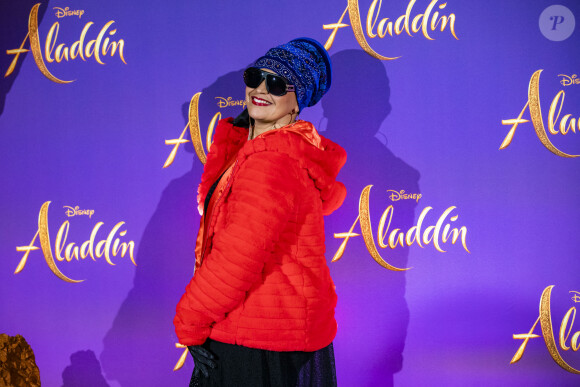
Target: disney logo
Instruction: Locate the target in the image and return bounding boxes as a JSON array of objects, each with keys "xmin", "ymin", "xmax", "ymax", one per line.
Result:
[
  {"xmin": 64, "ymin": 206, "xmax": 94, "ymax": 218},
  {"xmin": 54, "ymin": 7, "xmax": 84, "ymax": 19},
  {"xmin": 571, "ymin": 291, "xmax": 580, "ymax": 303},
  {"xmin": 558, "ymin": 74, "xmax": 579, "ymax": 87},
  {"xmin": 387, "ymin": 189, "xmax": 422, "ymax": 203},
  {"xmin": 215, "ymin": 96, "xmax": 246, "ymax": 109}
]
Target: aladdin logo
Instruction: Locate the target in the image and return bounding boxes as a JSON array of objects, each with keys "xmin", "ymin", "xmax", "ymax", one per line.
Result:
[
  {"xmin": 216, "ymin": 96, "xmax": 247, "ymax": 109},
  {"xmin": 64, "ymin": 205, "xmax": 94, "ymax": 218},
  {"xmin": 4, "ymin": 3, "xmax": 126, "ymax": 84},
  {"xmin": 323, "ymin": 0, "xmax": 459, "ymax": 60},
  {"xmin": 559, "ymin": 74, "xmax": 579, "ymax": 87},
  {"xmin": 164, "ymin": 92, "xmax": 220, "ymax": 169},
  {"xmin": 500, "ymin": 70, "xmax": 579, "ymax": 158},
  {"xmin": 332, "ymin": 185, "xmax": 469, "ymax": 271},
  {"xmin": 387, "ymin": 189, "xmax": 422, "ymax": 202},
  {"xmin": 511, "ymin": 286, "xmax": 580, "ymax": 374},
  {"xmin": 54, "ymin": 7, "xmax": 84, "ymax": 19},
  {"xmin": 15, "ymin": 201, "xmax": 136, "ymax": 283}
]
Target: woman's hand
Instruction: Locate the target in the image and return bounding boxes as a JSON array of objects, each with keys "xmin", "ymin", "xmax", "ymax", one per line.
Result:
[{"xmin": 188, "ymin": 345, "xmax": 217, "ymax": 378}]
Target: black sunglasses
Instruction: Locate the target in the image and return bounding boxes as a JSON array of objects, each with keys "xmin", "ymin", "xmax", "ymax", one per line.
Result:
[{"xmin": 243, "ymin": 67, "xmax": 295, "ymax": 96}]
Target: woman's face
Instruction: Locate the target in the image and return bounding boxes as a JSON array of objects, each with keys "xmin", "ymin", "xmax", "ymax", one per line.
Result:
[{"xmin": 245, "ymin": 69, "xmax": 299, "ymax": 128}]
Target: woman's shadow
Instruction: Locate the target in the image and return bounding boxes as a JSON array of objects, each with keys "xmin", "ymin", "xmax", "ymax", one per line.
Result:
[
  {"xmin": 99, "ymin": 71, "xmax": 245, "ymax": 386},
  {"xmin": 323, "ymin": 49, "xmax": 420, "ymax": 386}
]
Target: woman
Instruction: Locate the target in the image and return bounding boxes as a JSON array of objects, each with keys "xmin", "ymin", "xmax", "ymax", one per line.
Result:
[{"xmin": 174, "ymin": 38, "xmax": 346, "ymax": 386}]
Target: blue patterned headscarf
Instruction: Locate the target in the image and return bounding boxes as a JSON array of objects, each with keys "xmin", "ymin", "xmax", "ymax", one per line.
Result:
[{"xmin": 253, "ymin": 38, "xmax": 332, "ymax": 112}]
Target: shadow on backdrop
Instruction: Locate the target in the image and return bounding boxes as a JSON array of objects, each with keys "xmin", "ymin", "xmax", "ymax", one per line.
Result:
[
  {"xmin": 0, "ymin": 1, "xmax": 50, "ymax": 118},
  {"xmin": 61, "ymin": 350, "xmax": 109, "ymax": 387},
  {"xmin": 99, "ymin": 70, "xmax": 245, "ymax": 386},
  {"xmin": 322, "ymin": 49, "xmax": 420, "ymax": 387}
]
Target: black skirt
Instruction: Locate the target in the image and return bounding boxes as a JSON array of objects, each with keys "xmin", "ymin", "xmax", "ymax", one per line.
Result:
[{"xmin": 189, "ymin": 339, "xmax": 337, "ymax": 387}]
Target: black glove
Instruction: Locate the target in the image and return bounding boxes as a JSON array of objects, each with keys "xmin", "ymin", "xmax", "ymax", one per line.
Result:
[
  {"xmin": 188, "ymin": 345, "xmax": 216, "ymax": 378},
  {"xmin": 232, "ymin": 108, "xmax": 251, "ymax": 128}
]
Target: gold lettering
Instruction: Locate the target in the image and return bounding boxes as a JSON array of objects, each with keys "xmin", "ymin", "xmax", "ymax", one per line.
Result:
[
  {"xmin": 548, "ymin": 90, "xmax": 564, "ymax": 135},
  {"xmin": 539, "ymin": 286, "xmax": 580, "ymax": 373},
  {"xmin": 511, "ymin": 286, "xmax": 580, "ymax": 372},
  {"xmin": 558, "ymin": 74, "xmax": 579, "ymax": 87},
  {"xmin": 377, "ymin": 205, "xmax": 393, "ymax": 248},
  {"xmin": 113, "ymin": 229, "xmax": 136, "ymax": 265},
  {"xmin": 164, "ymin": 93, "xmax": 223, "ymax": 168},
  {"xmin": 14, "ymin": 201, "xmax": 136, "ymax": 283},
  {"xmin": 559, "ymin": 114, "xmax": 577, "ymax": 135},
  {"xmin": 64, "ymin": 242, "xmax": 79, "ymax": 262},
  {"xmin": 85, "ymin": 39, "xmax": 96, "ymax": 59},
  {"xmin": 333, "ymin": 187, "xmax": 468, "ymax": 269},
  {"xmin": 411, "ymin": 12, "xmax": 424, "ymax": 33},
  {"xmin": 71, "ymin": 23, "xmax": 93, "ymax": 61},
  {"xmin": 572, "ymin": 332, "xmax": 580, "ymax": 351},
  {"xmin": 174, "ymin": 344, "xmax": 189, "ymax": 371},
  {"xmin": 405, "ymin": 206, "xmax": 428, "ymax": 248},
  {"xmin": 387, "ymin": 228, "xmax": 405, "ymax": 249},
  {"xmin": 14, "ymin": 230, "xmax": 40, "ymax": 274},
  {"xmin": 528, "ymin": 71, "xmax": 579, "ymax": 158},
  {"xmin": 422, "ymin": 225, "xmax": 435, "ymax": 245},
  {"xmin": 500, "ymin": 102, "xmax": 531, "ymax": 149},
  {"xmin": 104, "ymin": 222, "xmax": 125, "ymax": 265},
  {"xmin": 102, "ymin": 29, "xmax": 127, "ymax": 64},
  {"xmin": 89, "ymin": 223, "xmax": 104, "ymax": 261},
  {"xmin": 15, "ymin": 201, "xmax": 83, "ymax": 282},
  {"xmin": 333, "ymin": 186, "xmax": 410, "ymax": 270},
  {"xmin": 55, "ymin": 221, "xmax": 69, "ymax": 262},
  {"xmin": 377, "ymin": 18, "xmax": 391, "ymax": 38},
  {"xmin": 28, "ymin": 4, "xmax": 73, "ymax": 83},
  {"xmin": 326, "ymin": 0, "xmax": 459, "ymax": 59},
  {"xmin": 420, "ymin": 0, "xmax": 437, "ymax": 40},
  {"xmin": 394, "ymin": 13, "xmax": 406, "ymax": 35},
  {"xmin": 163, "ymin": 123, "xmax": 191, "ymax": 168},
  {"xmin": 402, "ymin": 0, "xmax": 415, "ymax": 36},
  {"xmin": 366, "ymin": 0, "xmax": 380, "ymax": 38},
  {"xmin": 359, "ymin": 186, "xmax": 410, "ymax": 270},
  {"xmin": 560, "ymin": 307, "xmax": 576, "ymax": 351},
  {"xmin": 442, "ymin": 214, "xmax": 468, "ymax": 250},
  {"xmin": 55, "ymin": 43, "xmax": 69, "ymax": 62},
  {"xmin": 96, "ymin": 240, "xmax": 106, "ymax": 258},
  {"xmin": 323, "ymin": 5, "xmax": 350, "ymax": 51},
  {"xmin": 431, "ymin": 3, "xmax": 459, "ymax": 39},
  {"xmin": 94, "ymin": 21, "xmax": 113, "ymax": 65},
  {"xmin": 80, "ymin": 240, "xmax": 91, "ymax": 259},
  {"xmin": 207, "ymin": 112, "xmax": 221, "ymax": 152},
  {"xmin": 20, "ymin": 2, "xmax": 125, "ymax": 74},
  {"xmin": 45, "ymin": 23, "xmax": 59, "ymax": 63},
  {"xmin": 188, "ymin": 92, "xmax": 207, "ymax": 164},
  {"xmin": 347, "ymin": 0, "xmax": 400, "ymax": 60},
  {"xmin": 5, "ymin": 33, "xmax": 31, "ymax": 78},
  {"xmin": 511, "ymin": 316, "xmax": 541, "ymax": 364},
  {"xmin": 500, "ymin": 70, "xmax": 579, "ymax": 158},
  {"xmin": 332, "ymin": 215, "xmax": 361, "ymax": 262}
]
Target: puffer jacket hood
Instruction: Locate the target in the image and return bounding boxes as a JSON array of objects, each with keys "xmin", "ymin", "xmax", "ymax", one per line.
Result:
[{"xmin": 197, "ymin": 117, "xmax": 346, "ymax": 216}]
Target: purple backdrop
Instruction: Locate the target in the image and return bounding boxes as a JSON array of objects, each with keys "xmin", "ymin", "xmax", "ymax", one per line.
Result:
[{"xmin": 1, "ymin": 0, "xmax": 580, "ymax": 386}]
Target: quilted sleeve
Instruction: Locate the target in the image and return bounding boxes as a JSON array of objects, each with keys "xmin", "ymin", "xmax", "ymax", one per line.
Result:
[{"xmin": 174, "ymin": 149, "xmax": 301, "ymax": 345}]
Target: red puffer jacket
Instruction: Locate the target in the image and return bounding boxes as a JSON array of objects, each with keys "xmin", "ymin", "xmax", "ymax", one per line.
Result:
[{"xmin": 174, "ymin": 118, "xmax": 346, "ymax": 351}]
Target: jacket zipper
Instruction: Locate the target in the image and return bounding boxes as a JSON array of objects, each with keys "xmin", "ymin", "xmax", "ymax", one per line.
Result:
[{"xmin": 200, "ymin": 159, "xmax": 239, "ymax": 264}]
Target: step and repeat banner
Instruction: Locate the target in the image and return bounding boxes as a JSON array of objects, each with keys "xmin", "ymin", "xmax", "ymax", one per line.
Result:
[{"xmin": 1, "ymin": 0, "xmax": 579, "ymax": 385}]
